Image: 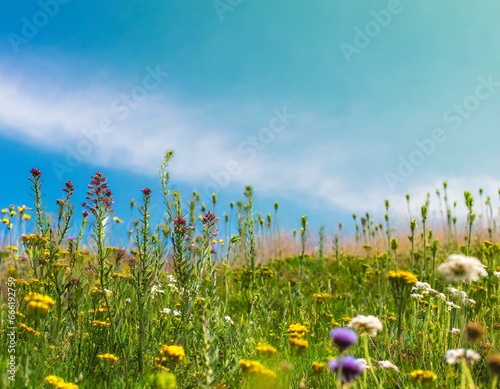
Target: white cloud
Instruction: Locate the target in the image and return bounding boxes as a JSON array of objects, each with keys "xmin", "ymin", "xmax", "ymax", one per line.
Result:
[{"xmin": 0, "ymin": 66, "xmax": 498, "ymax": 228}]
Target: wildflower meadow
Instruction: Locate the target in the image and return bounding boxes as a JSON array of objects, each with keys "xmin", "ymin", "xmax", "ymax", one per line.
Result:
[{"xmin": 1, "ymin": 150, "xmax": 500, "ymax": 388}]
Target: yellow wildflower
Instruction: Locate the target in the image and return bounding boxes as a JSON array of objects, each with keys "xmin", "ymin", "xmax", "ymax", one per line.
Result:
[
  {"xmin": 91, "ymin": 320, "xmax": 110, "ymax": 327},
  {"xmin": 313, "ymin": 292, "xmax": 332, "ymax": 303},
  {"xmin": 24, "ymin": 292, "xmax": 55, "ymax": 315},
  {"xmin": 23, "ymin": 213, "xmax": 32, "ymax": 220},
  {"xmin": 18, "ymin": 322, "xmax": 40, "ymax": 336},
  {"xmin": 410, "ymin": 369, "xmax": 437, "ymax": 382},
  {"xmin": 287, "ymin": 323, "xmax": 308, "ymax": 338},
  {"xmin": 256, "ymin": 343, "xmax": 278, "ymax": 356},
  {"xmin": 289, "ymin": 337, "xmax": 309, "ymax": 351},
  {"xmin": 156, "ymin": 345, "xmax": 185, "ymax": 368},
  {"xmin": 45, "ymin": 375, "xmax": 78, "ymax": 389},
  {"xmin": 388, "ymin": 270, "xmax": 418, "ymax": 284},
  {"xmin": 239, "ymin": 359, "xmax": 277, "ymax": 379},
  {"xmin": 312, "ymin": 362, "xmax": 326, "ymax": 373},
  {"xmin": 97, "ymin": 353, "xmax": 119, "ymax": 363}
]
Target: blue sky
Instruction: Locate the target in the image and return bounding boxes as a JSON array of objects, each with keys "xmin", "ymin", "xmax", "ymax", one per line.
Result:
[{"xmin": 1, "ymin": 0, "xmax": 499, "ymax": 242}]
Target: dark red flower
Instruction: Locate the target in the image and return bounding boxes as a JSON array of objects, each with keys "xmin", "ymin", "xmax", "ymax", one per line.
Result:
[
  {"xmin": 63, "ymin": 180, "xmax": 74, "ymax": 194},
  {"xmin": 142, "ymin": 187, "xmax": 152, "ymax": 196},
  {"xmin": 202, "ymin": 211, "xmax": 216, "ymax": 225},
  {"xmin": 85, "ymin": 171, "xmax": 114, "ymax": 212},
  {"xmin": 173, "ymin": 216, "xmax": 187, "ymax": 227},
  {"xmin": 30, "ymin": 168, "xmax": 42, "ymax": 178}
]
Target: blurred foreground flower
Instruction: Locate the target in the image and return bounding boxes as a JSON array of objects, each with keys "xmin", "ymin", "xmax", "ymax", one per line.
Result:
[
  {"xmin": 487, "ymin": 354, "xmax": 500, "ymax": 377},
  {"xmin": 148, "ymin": 371, "xmax": 176, "ymax": 389},
  {"xmin": 239, "ymin": 359, "xmax": 277, "ymax": 379},
  {"xmin": 45, "ymin": 375, "xmax": 78, "ymax": 389},
  {"xmin": 328, "ymin": 356, "xmax": 364, "ymax": 383},
  {"xmin": 437, "ymin": 254, "xmax": 487, "ymax": 283},
  {"xmin": 445, "ymin": 348, "xmax": 480, "ymax": 364},
  {"xmin": 465, "ymin": 322, "xmax": 485, "ymax": 343}
]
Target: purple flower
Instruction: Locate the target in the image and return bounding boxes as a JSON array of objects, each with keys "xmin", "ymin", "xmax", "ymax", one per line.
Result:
[
  {"xmin": 67, "ymin": 236, "xmax": 75, "ymax": 242},
  {"xmin": 328, "ymin": 356, "xmax": 364, "ymax": 383},
  {"xmin": 330, "ymin": 327, "xmax": 358, "ymax": 351}
]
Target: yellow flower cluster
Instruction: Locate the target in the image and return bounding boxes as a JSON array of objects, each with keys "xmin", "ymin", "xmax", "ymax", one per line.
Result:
[
  {"xmin": 287, "ymin": 323, "xmax": 308, "ymax": 338},
  {"xmin": 112, "ymin": 272, "xmax": 132, "ymax": 279},
  {"xmin": 156, "ymin": 345, "xmax": 185, "ymax": 368},
  {"xmin": 5, "ymin": 245, "xmax": 18, "ymax": 252},
  {"xmin": 22, "ymin": 233, "xmax": 48, "ymax": 246},
  {"xmin": 388, "ymin": 270, "xmax": 418, "ymax": 284},
  {"xmin": 289, "ymin": 337, "xmax": 309, "ymax": 350},
  {"xmin": 313, "ymin": 293, "xmax": 332, "ymax": 303},
  {"xmin": 239, "ymin": 359, "xmax": 277, "ymax": 379},
  {"xmin": 44, "ymin": 375, "xmax": 78, "ymax": 389},
  {"xmin": 288, "ymin": 323, "xmax": 309, "ymax": 352},
  {"xmin": 256, "ymin": 343, "xmax": 278, "ymax": 356},
  {"xmin": 409, "ymin": 369, "xmax": 437, "ymax": 382},
  {"xmin": 91, "ymin": 320, "xmax": 110, "ymax": 327},
  {"xmin": 312, "ymin": 362, "xmax": 326, "ymax": 373},
  {"xmin": 18, "ymin": 322, "xmax": 40, "ymax": 336},
  {"xmin": 27, "ymin": 278, "xmax": 52, "ymax": 287},
  {"xmin": 97, "ymin": 353, "xmax": 119, "ymax": 363},
  {"xmin": 24, "ymin": 292, "xmax": 55, "ymax": 315}
]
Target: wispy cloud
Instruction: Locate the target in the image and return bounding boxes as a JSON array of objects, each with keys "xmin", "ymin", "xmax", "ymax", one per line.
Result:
[{"xmin": 0, "ymin": 64, "xmax": 498, "ymax": 222}]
